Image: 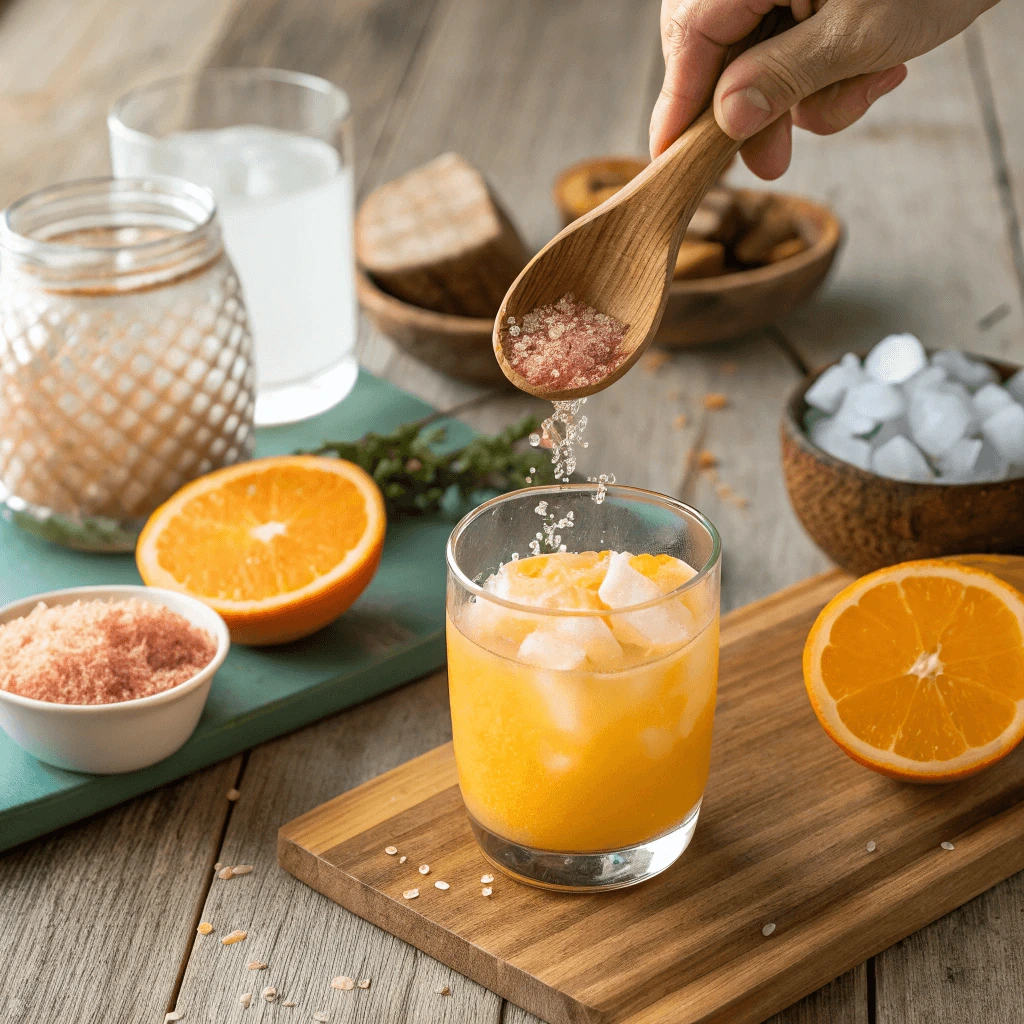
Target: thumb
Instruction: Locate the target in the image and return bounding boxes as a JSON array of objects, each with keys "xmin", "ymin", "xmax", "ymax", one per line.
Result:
[{"xmin": 714, "ymin": 5, "xmax": 881, "ymax": 140}]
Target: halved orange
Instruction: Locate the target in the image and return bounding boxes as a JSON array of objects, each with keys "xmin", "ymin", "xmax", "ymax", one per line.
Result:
[
  {"xmin": 137, "ymin": 456, "xmax": 386, "ymax": 645},
  {"xmin": 803, "ymin": 559, "xmax": 1024, "ymax": 782}
]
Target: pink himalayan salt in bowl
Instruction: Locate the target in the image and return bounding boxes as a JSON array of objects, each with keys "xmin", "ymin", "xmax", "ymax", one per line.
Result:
[{"xmin": 0, "ymin": 585, "xmax": 229, "ymax": 774}]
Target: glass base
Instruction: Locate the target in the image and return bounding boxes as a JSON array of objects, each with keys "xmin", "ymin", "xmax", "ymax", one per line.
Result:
[
  {"xmin": 467, "ymin": 802, "xmax": 701, "ymax": 892},
  {"xmin": 255, "ymin": 355, "xmax": 358, "ymax": 426}
]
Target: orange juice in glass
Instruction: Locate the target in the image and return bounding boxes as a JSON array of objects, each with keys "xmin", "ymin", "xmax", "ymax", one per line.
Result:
[{"xmin": 445, "ymin": 484, "xmax": 721, "ymax": 890}]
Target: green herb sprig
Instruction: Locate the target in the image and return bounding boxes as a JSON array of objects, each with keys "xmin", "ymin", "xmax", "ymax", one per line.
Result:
[{"xmin": 304, "ymin": 414, "xmax": 553, "ymax": 516}]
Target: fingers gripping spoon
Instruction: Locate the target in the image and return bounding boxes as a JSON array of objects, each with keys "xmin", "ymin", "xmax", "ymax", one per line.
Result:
[{"xmin": 493, "ymin": 11, "xmax": 793, "ymax": 400}]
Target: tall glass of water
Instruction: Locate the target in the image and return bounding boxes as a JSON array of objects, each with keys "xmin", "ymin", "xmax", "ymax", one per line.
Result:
[{"xmin": 109, "ymin": 69, "xmax": 357, "ymax": 426}]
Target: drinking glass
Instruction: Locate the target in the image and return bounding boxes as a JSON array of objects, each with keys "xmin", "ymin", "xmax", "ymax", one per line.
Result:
[
  {"xmin": 0, "ymin": 177, "xmax": 254, "ymax": 551},
  {"xmin": 445, "ymin": 484, "xmax": 721, "ymax": 890},
  {"xmin": 109, "ymin": 68, "xmax": 356, "ymax": 426}
]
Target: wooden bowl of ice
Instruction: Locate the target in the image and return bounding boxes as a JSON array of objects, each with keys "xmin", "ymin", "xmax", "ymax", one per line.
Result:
[{"xmin": 781, "ymin": 336, "xmax": 1024, "ymax": 576}]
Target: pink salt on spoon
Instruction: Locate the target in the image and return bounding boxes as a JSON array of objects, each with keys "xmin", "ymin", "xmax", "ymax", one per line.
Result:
[{"xmin": 493, "ymin": 11, "xmax": 792, "ymax": 401}]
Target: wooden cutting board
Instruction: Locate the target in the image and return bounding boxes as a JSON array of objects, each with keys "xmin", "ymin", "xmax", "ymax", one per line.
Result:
[{"xmin": 279, "ymin": 556, "xmax": 1024, "ymax": 1024}]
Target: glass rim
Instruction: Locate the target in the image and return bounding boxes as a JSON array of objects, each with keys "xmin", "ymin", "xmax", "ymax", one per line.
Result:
[
  {"xmin": 445, "ymin": 483, "xmax": 722, "ymax": 618},
  {"xmin": 0, "ymin": 175, "xmax": 217, "ymax": 258},
  {"xmin": 108, "ymin": 67, "xmax": 352, "ymax": 145}
]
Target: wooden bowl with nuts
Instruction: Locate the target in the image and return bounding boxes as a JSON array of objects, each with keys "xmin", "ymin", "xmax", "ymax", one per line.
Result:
[
  {"xmin": 781, "ymin": 352, "xmax": 1024, "ymax": 576},
  {"xmin": 554, "ymin": 157, "xmax": 843, "ymax": 348}
]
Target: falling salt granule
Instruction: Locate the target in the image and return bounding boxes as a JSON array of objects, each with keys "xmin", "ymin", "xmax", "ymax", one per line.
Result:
[
  {"xmin": 762, "ymin": 923, "xmax": 776, "ymax": 937},
  {"xmin": 587, "ymin": 472, "xmax": 616, "ymax": 504},
  {"xmin": 941, "ymin": 841, "xmax": 955, "ymax": 851},
  {"xmin": 866, "ymin": 840, "xmax": 877, "ymax": 853}
]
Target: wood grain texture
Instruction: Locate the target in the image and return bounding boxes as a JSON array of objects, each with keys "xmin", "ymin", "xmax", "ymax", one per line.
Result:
[
  {"xmin": 726, "ymin": 33, "xmax": 1024, "ymax": 370},
  {"xmin": 0, "ymin": 0, "xmax": 242, "ymax": 205},
  {"xmin": 0, "ymin": 757, "xmax": 241, "ymax": 1022},
  {"xmin": 171, "ymin": 672, "xmax": 504, "ymax": 1023},
  {"xmin": 872, "ymin": 13, "xmax": 1024, "ymax": 1024},
  {"xmin": 280, "ymin": 564, "xmax": 1024, "ymax": 1024}
]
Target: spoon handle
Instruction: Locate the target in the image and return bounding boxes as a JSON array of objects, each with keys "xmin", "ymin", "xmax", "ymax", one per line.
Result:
[{"xmin": 656, "ymin": 7, "xmax": 797, "ymax": 240}]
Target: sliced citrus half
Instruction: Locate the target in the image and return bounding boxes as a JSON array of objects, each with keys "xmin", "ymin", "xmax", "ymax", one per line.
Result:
[
  {"xmin": 137, "ymin": 456, "xmax": 386, "ymax": 645},
  {"xmin": 803, "ymin": 559, "xmax": 1024, "ymax": 782}
]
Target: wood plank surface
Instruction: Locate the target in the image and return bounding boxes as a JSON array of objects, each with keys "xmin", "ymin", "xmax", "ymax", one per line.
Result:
[
  {"xmin": 279, "ymin": 562, "xmax": 1024, "ymax": 1024},
  {"xmin": 870, "ymin": 10, "xmax": 1024, "ymax": 1023},
  {"xmin": 0, "ymin": 1, "xmax": 1021, "ymax": 1023},
  {"xmin": 0, "ymin": 757, "xmax": 241, "ymax": 1022},
  {"xmin": 170, "ymin": 672, "xmax": 505, "ymax": 1023}
]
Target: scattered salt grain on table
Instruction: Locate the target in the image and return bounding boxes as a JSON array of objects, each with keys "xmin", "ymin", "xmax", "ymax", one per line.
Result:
[
  {"xmin": 804, "ymin": 335, "xmax": 1024, "ymax": 484},
  {"xmin": 0, "ymin": 598, "xmax": 216, "ymax": 704},
  {"xmin": 941, "ymin": 841, "xmax": 955, "ymax": 851},
  {"xmin": 761, "ymin": 922, "xmax": 776, "ymax": 937}
]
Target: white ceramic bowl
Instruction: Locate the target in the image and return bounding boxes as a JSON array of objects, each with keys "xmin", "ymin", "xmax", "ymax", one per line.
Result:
[{"xmin": 0, "ymin": 585, "xmax": 229, "ymax": 774}]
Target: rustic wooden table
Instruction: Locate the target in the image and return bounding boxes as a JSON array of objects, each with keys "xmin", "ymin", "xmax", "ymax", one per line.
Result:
[{"xmin": 2, "ymin": 0, "xmax": 1024, "ymax": 1021}]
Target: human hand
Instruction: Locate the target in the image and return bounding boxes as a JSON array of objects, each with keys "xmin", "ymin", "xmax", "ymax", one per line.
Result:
[{"xmin": 649, "ymin": 0, "xmax": 998, "ymax": 179}]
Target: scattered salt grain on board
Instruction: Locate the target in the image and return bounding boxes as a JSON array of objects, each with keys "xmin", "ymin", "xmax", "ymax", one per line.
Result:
[
  {"xmin": 165, "ymin": 1013, "xmax": 183, "ymax": 1022},
  {"xmin": 262, "ymin": 987, "xmax": 277, "ymax": 1003},
  {"xmin": 480, "ymin": 874, "xmax": 494, "ymax": 884},
  {"xmin": 437, "ymin": 985, "xmax": 451, "ymax": 996},
  {"xmin": 227, "ymin": 789, "xmax": 240, "ymax": 801},
  {"xmin": 384, "ymin": 846, "xmax": 398, "ymax": 855},
  {"xmin": 357, "ymin": 980, "xmax": 371, "ymax": 989},
  {"xmin": 197, "ymin": 922, "xmax": 213, "ymax": 935},
  {"xmin": 239, "ymin": 993, "xmax": 252, "ymax": 1008},
  {"xmin": 313, "ymin": 1012, "xmax": 329, "ymax": 1022},
  {"xmin": 247, "ymin": 961, "xmax": 267, "ymax": 971},
  {"xmin": 418, "ymin": 864, "xmax": 430, "ymax": 875},
  {"xmin": 214, "ymin": 862, "xmax": 223, "ymax": 871},
  {"xmin": 866, "ymin": 841, "xmax": 876, "ymax": 853},
  {"xmin": 217, "ymin": 866, "xmax": 234, "ymax": 880},
  {"xmin": 232, "ymin": 865, "xmax": 253, "ymax": 875},
  {"xmin": 435, "ymin": 881, "xmax": 450, "ymax": 890},
  {"xmin": 481, "ymin": 886, "xmax": 493, "ymax": 897},
  {"xmin": 762, "ymin": 923, "xmax": 776, "ymax": 937},
  {"xmin": 282, "ymin": 1000, "xmax": 296, "ymax": 1007},
  {"xmin": 331, "ymin": 977, "xmax": 355, "ymax": 991},
  {"xmin": 403, "ymin": 888, "xmax": 419, "ymax": 899},
  {"xmin": 221, "ymin": 930, "xmax": 247, "ymax": 945},
  {"xmin": 398, "ymin": 855, "xmax": 407, "ymax": 864},
  {"xmin": 941, "ymin": 841, "xmax": 955, "ymax": 851}
]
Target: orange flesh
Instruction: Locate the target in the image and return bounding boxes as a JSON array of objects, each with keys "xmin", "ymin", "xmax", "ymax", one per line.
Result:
[
  {"xmin": 447, "ymin": 550, "xmax": 718, "ymax": 852},
  {"xmin": 153, "ymin": 466, "xmax": 369, "ymax": 600},
  {"xmin": 820, "ymin": 577, "xmax": 1024, "ymax": 763}
]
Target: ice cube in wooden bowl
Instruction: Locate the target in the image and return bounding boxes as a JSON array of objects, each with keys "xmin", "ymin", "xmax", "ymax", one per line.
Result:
[{"xmin": 781, "ymin": 353, "xmax": 1024, "ymax": 576}]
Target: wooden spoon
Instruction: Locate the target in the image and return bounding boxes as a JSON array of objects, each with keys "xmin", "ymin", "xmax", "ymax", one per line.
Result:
[{"xmin": 493, "ymin": 11, "xmax": 793, "ymax": 401}]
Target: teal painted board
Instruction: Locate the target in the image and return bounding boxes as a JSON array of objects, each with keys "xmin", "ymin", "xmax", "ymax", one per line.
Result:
[{"xmin": 0, "ymin": 370, "xmax": 472, "ymax": 852}]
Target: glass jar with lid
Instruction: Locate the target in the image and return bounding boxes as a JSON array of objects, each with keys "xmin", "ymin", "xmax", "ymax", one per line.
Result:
[{"xmin": 0, "ymin": 176, "xmax": 255, "ymax": 550}]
